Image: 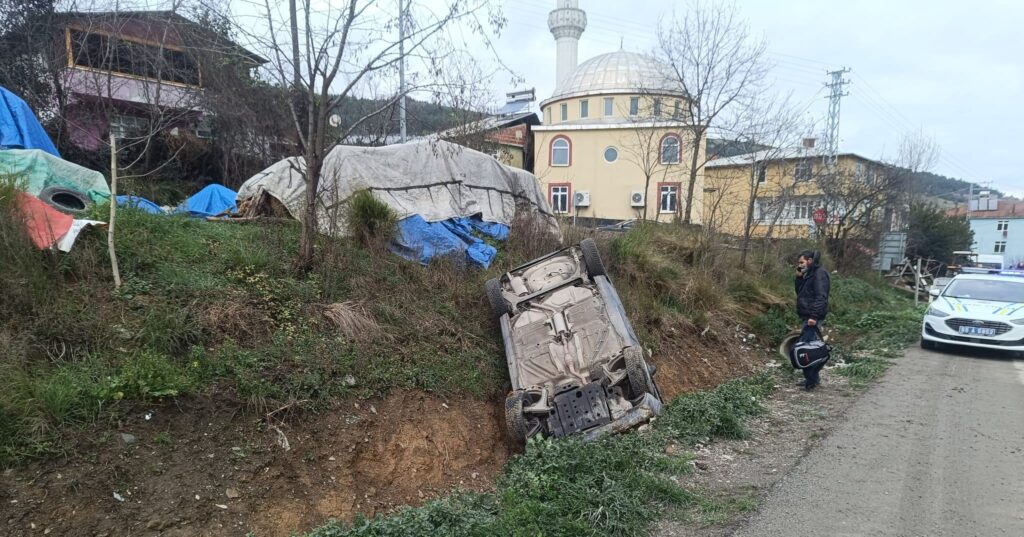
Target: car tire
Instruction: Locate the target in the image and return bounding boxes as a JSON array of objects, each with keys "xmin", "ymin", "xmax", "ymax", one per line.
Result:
[
  {"xmin": 38, "ymin": 186, "xmax": 91, "ymax": 213},
  {"xmin": 504, "ymin": 390, "xmax": 529, "ymax": 444},
  {"xmin": 624, "ymin": 346, "xmax": 653, "ymax": 399},
  {"xmin": 485, "ymin": 278, "xmax": 511, "ymax": 318},
  {"xmin": 580, "ymin": 238, "xmax": 607, "ymax": 278},
  {"xmin": 920, "ymin": 338, "xmax": 936, "ymax": 350}
]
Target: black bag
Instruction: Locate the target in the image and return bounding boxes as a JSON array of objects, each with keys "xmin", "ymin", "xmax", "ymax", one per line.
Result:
[{"xmin": 790, "ymin": 326, "xmax": 831, "ymax": 370}]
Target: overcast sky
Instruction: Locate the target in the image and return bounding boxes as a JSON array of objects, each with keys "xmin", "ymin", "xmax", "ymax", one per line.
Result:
[{"xmin": 486, "ymin": 0, "xmax": 1023, "ymax": 196}]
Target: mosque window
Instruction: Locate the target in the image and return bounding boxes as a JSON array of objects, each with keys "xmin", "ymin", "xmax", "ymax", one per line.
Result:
[
  {"xmin": 604, "ymin": 97, "xmax": 614, "ymax": 116},
  {"xmin": 580, "ymin": 99, "xmax": 589, "ymax": 118},
  {"xmin": 660, "ymin": 134, "xmax": 681, "ymax": 164},
  {"xmin": 604, "ymin": 146, "xmax": 618, "ymax": 163},
  {"xmin": 653, "ymin": 98, "xmax": 662, "ymax": 117},
  {"xmin": 560, "ymin": 103, "xmax": 568, "ymax": 122},
  {"xmin": 658, "ymin": 183, "xmax": 680, "ymax": 214},
  {"xmin": 550, "ymin": 184, "xmax": 571, "ymax": 214},
  {"xmin": 551, "ymin": 137, "xmax": 571, "ymax": 166},
  {"xmin": 629, "ymin": 96, "xmax": 639, "ymax": 116}
]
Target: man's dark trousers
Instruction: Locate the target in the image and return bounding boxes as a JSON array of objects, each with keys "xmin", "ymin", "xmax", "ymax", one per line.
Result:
[{"xmin": 799, "ymin": 319, "xmax": 823, "ymax": 387}]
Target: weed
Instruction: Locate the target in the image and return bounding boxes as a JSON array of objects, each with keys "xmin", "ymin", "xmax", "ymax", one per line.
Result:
[
  {"xmin": 152, "ymin": 431, "xmax": 173, "ymax": 445},
  {"xmin": 346, "ymin": 190, "xmax": 397, "ymax": 247}
]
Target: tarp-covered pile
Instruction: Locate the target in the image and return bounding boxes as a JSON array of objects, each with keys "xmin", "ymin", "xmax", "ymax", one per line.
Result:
[
  {"xmin": 0, "ymin": 148, "xmax": 110, "ymax": 203},
  {"xmin": 237, "ymin": 140, "xmax": 557, "ymax": 268},
  {"xmin": 0, "ymin": 86, "xmax": 60, "ymax": 157},
  {"xmin": 177, "ymin": 183, "xmax": 237, "ymax": 217}
]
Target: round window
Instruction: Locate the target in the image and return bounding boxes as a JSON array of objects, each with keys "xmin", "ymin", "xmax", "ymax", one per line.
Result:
[{"xmin": 604, "ymin": 147, "xmax": 618, "ymax": 163}]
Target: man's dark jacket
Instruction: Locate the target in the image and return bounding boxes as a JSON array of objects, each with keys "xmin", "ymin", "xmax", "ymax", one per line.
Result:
[{"xmin": 795, "ymin": 265, "xmax": 830, "ymax": 321}]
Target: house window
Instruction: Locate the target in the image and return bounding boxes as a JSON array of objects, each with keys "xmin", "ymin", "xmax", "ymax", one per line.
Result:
[
  {"xmin": 754, "ymin": 199, "xmax": 768, "ymax": 221},
  {"xmin": 69, "ymin": 29, "xmax": 201, "ymax": 86},
  {"xmin": 660, "ymin": 134, "xmax": 681, "ymax": 164},
  {"xmin": 756, "ymin": 162, "xmax": 767, "ymax": 184},
  {"xmin": 653, "ymin": 98, "xmax": 662, "ymax": 117},
  {"xmin": 791, "ymin": 199, "xmax": 814, "ymax": 220},
  {"xmin": 997, "ymin": 220, "xmax": 1009, "ymax": 231},
  {"xmin": 629, "ymin": 96, "xmax": 639, "ymax": 116},
  {"xmin": 550, "ymin": 184, "xmax": 571, "ymax": 214},
  {"xmin": 658, "ymin": 183, "xmax": 679, "ymax": 214},
  {"xmin": 603, "ymin": 146, "xmax": 618, "ymax": 163},
  {"xmin": 604, "ymin": 97, "xmax": 614, "ymax": 116},
  {"xmin": 560, "ymin": 103, "xmax": 568, "ymax": 122},
  {"xmin": 550, "ymin": 137, "xmax": 571, "ymax": 166},
  {"xmin": 109, "ymin": 113, "xmax": 150, "ymax": 140},
  {"xmin": 794, "ymin": 159, "xmax": 812, "ymax": 181},
  {"xmin": 580, "ymin": 99, "xmax": 589, "ymax": 118},
  {"xmin": 995, "ymin": 241, "xmax": 1007, "ymax": 253}
]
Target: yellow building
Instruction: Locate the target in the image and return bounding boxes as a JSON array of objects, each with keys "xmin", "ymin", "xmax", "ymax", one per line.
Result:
[
  {"xmin": 704, "ymin": 146, "xmax": 888, "ymax": 239},
  {"xmin": 533, "ymin": 1, "xmax": 704, "ymax": 224}
]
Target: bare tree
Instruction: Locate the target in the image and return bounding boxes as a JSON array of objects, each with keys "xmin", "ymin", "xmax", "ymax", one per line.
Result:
[
  {"xmin": 617, "ymin": 94, "xmax": 679, "ymax": 222},
  {"xmin": 655, "ymin": 0, "xmax": 770, "ymax": 224},
  {"xmin": 229, "ymin": 0, "xmax": 504, "ymax": 271}
]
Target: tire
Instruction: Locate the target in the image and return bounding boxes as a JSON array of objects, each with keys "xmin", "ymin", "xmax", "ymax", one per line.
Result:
[
  {"xmin": 580, "ymin": 238, "xmax": 606, "ymax": 278},
  {"xmin": 485, "ymin": 278, "xmax": 511, "ymax": 318},
  {"xmin": 38, "ymin": 186, "xmax": 91, "ymax": 213},
  {"xmin": 623, "ymin": 346, "xmax": 653, "ymax": 399},
  {"xmin": 504, "ymin": 390, "xmax": 529, "ymax": 444},
  {"xmin": 920, "ymin": 338, "xmax": 936, "ymax": 350}
]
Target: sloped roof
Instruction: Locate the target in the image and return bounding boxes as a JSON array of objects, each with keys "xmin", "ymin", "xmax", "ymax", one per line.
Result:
[
  {"xmin": 706, "ymin": 147, "xmax": 880, "ymax": 168},
  {"xmin": 947, "ymin": 199, "xmax": 1024, "ymax": 218}
]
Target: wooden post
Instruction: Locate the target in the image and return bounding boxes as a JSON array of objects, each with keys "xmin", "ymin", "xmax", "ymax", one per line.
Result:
[{"xmin": 108, "ymin": 133, "xmax": 121, "ymax": 290}]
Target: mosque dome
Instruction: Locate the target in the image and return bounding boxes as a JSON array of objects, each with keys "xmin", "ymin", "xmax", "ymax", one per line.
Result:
[{"xmin": 544, "ymin": 50, "xmax": 685, "ymax": 104}]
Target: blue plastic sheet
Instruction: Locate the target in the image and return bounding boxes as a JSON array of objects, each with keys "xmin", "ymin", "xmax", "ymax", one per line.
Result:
[
  {"xmin": 390, "ymin": 214, "xmax": 509, "ymax": 269},
  {"xmin": 116, "ymin": 195, "xmax": 163, "ymax": 214},
  {"xmin": 0, "ymin": 86, "xmax": 59, "ymax": 157},
  {"xmin": 177, "ymin": 184, "xmax": 237, "ymax": 217}
]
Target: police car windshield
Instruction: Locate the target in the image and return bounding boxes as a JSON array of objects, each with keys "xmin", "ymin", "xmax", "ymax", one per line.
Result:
[{"xmin": 944, "ymin": 279, "xmax": 1024, "ymax": 303}]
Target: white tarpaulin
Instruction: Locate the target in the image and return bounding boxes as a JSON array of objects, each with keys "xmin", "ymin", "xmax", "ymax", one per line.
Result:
[{"xmin": 236, "ymin": 140, "xmax": 557, "ymax": 236}]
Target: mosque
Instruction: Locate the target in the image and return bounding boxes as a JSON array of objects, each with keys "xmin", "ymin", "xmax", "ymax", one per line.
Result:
[{"xmin": 532, "ymin": 1, "xmax": 704, "ymax": 224}]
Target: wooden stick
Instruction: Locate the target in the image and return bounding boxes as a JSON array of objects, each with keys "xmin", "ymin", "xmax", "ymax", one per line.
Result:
[{"xmin": 108, "ymin": 133, "xmax": 122, "ymax": 290}]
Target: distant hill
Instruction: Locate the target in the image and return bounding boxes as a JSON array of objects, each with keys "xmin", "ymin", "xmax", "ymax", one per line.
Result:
[
  {"xmin": 330, "ymin": 97, "xmax": 483, "ymax": 142},
  {"xmin": 912, "ymin": 171, "xmax": 1005, "ymax": 204}
]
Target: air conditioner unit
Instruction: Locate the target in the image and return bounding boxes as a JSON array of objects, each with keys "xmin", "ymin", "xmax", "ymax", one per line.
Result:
[
  {"xmin": 630, "ymin": 190, "xmax": 645, "ymax": 207},
  {"xmin": 574, "ymin": 191, "xmax": 591, "ymax": 207}
]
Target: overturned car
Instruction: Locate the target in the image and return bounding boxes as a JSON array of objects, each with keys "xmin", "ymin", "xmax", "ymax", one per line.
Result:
[{"xmin": 486, "ymin": 238, "xmax": 662, "ymax": 443}]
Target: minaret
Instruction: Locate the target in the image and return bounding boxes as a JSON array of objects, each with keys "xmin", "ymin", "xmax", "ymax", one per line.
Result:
[{"xmin": 548, "ymin": 0, "xmax": 587, "ymax": 90}]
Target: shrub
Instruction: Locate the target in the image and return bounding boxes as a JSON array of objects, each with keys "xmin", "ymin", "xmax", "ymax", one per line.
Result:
[{"xmin": 346, "ymin": 190, "xmax": 397, "ymax": 247}]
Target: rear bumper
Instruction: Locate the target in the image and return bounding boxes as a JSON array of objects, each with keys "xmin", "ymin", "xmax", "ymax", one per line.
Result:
[{"xmin": 922, "ymin": 321, "xmax": 1024, "ymax": 351}]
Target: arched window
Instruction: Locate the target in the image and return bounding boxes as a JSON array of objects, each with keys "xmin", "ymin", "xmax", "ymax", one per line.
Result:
[
  {"xmin": 660, "ymin": 134, "xmax": 680, "ymax": 165},
  {"xmin": 551, "ymin": 137, "xmax": 571, "ymax": 166}
]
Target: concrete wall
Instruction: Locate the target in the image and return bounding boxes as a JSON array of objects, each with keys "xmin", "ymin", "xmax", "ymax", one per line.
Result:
[{"xmin": 970, "ymin": 217, "xmax": 1024, "ymax": 267}]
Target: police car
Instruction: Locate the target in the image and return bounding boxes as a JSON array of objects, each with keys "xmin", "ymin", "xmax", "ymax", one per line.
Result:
[{"xmin": 921, "ymin": 272, "xmax": 1024, "ymax": 354}]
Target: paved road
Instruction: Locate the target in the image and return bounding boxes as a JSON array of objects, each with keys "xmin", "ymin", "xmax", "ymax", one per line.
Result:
[{"xmin": 733, "ymin": 345, "xmax": 1024, "ymax": 537}]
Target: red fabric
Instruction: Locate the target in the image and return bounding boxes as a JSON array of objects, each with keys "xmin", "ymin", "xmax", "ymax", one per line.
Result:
[{"xmin": 16, "ymin": 192, "xmax": 74, "ymax": 249}]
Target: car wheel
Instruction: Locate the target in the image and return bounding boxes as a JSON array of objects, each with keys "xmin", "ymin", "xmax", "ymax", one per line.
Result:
[
  {"xmin": 624, "ymin": 346, "xmax": 653, "ymax": 399},
  {"xmin": 38, "ymin": 186, "xmax": 91, "ymax": 213},
  {"xmin": 504, "ymin": 390, "xmax": 530, "ymax": 444},
  {"xmin": 485, "ymin": 278, "xmax": 511, "ymax": 318},
  {"xmin": 920, "ymin": 338, "xmax": 936, "ymax": 350},
  {"xmin": 580, "ymin": 238, "xmax": 607, "ymax": 278}
]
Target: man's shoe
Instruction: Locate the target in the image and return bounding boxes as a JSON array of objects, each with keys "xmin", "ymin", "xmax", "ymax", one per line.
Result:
[{"xmin": 804, "ymin": 381, "xmax": 818, "ymax": 391}]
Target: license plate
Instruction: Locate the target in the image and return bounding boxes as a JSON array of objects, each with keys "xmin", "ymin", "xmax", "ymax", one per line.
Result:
[{"xmin": 958, "ymin": 325, "xmax": 996, "ymax": 336}]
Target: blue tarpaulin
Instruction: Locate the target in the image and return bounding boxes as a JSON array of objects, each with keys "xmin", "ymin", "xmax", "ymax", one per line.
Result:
[
  {"xmin": 116, "ymin": 195, "xmax": 163, "ymax": 214},
  {"xmin": 177, "ymin": 184, "xmax": 237, "ymax": 217},
  {"xmin": 391, "ymin": 214, "xmax": 509, "ymax": 269},
  {"xmin": 0, "ymin": 86, "xmax": 59, "ymax": 157}
]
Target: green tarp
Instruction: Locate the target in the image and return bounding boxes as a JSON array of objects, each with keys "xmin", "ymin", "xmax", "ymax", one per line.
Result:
[{"xmin": 0, "ymin": 149, "xmax": 109, "ymax": 202}]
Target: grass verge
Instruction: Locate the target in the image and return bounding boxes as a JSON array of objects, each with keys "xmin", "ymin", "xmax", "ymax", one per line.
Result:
[{"xmin": 304, "ymin": 374, "xmax": 775, "ymax": 537}]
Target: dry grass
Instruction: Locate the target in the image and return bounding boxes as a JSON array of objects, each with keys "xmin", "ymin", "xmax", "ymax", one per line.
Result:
[{"xmin": 321, "ymin": 301, "xmax": 388, "ymax": 343}]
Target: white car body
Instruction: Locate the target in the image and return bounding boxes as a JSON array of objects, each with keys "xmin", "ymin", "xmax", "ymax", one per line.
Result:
[{"xmin": 921, "ymin": 273, "xmax": 1024, "ymax": 353}]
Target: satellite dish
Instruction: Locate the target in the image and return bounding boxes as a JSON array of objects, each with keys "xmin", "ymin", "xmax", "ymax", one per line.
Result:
[{"xmin": 328, "ymin": 114, "xmax": 341, "ymax": 127}]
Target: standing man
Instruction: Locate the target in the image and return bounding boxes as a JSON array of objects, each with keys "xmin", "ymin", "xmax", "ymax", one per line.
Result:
[{"xmin": 795, "ymin": 250, "xmax": 830, "ymax": 390}]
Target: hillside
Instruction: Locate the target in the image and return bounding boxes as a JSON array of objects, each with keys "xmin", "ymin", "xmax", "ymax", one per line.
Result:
[
  {"xmin": 0, "ymin": 184, "xmax": 916, "ymax": 535},
  {"xmin": 912, "ymin": 170, "xmax": 1005, "ymax": 204}
]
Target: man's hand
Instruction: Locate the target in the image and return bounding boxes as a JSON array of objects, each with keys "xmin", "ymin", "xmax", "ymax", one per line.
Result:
[{"xmin": 807, "ymin": 318, "xmax": 817, "ymax": 326}]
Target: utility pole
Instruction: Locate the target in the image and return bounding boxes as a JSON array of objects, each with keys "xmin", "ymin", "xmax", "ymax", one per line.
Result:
[
  {"xmin": 399, "ymin": 0, "xmax": 407, "ymax": 143},
  {"xmin": 822, "ymin": 68, "xmax": 850, "ymax": 170}
]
